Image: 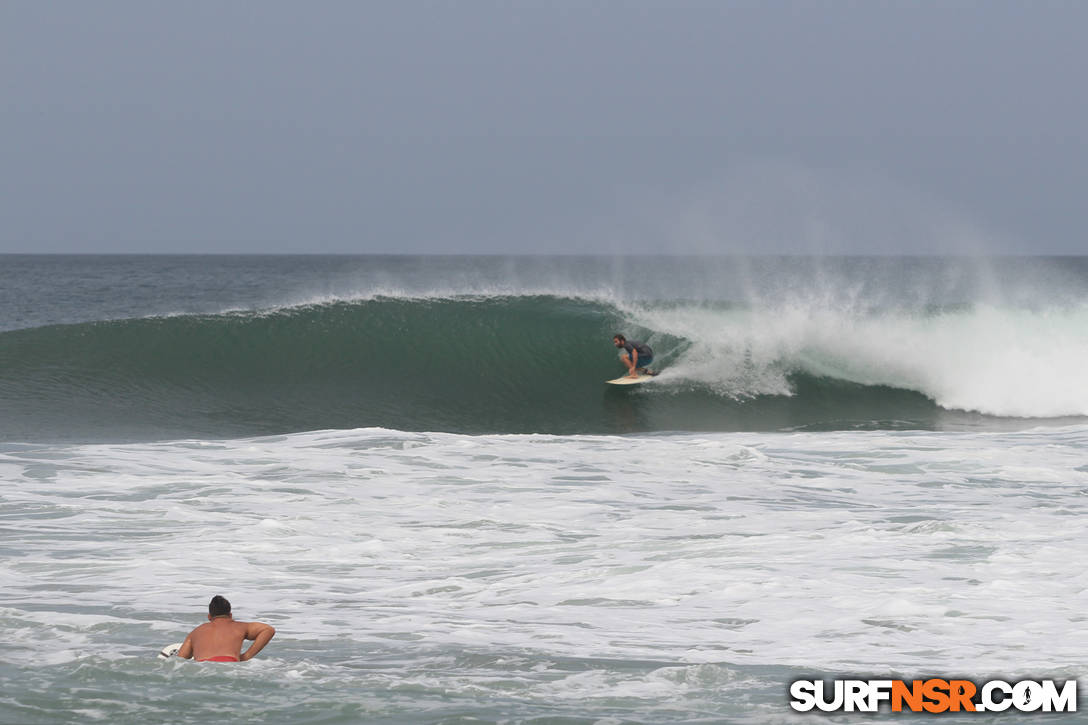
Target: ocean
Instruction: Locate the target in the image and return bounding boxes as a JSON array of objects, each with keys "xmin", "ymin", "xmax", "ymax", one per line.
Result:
[{"xmin": 1, "ymin": 254, "xmax": 1086, "ymax": 723}]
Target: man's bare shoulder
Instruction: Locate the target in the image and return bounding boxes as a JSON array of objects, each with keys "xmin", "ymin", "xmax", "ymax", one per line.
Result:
[
  {"xmin": 240, "ymin": 620, "xmax": 275, "ymax": 636},
  {"xmin": 188, "ymin": 619, "xmax": 248, "ymax": 638}
]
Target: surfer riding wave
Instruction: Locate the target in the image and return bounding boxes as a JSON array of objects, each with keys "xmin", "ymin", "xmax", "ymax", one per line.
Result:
[{"xmin": 613, "ymin": 334, "xmax": 654, "ymax": 378}]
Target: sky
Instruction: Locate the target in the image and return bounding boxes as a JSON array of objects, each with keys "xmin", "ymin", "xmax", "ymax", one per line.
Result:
[{"xmin": 1, "ymin": 1, "xmax": 1086, "ymax": 255}]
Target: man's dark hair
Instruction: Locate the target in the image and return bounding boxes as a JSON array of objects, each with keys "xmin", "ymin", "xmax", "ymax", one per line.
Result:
[
  {"xmin": 209, "ymin": 595, "xmax": 232, "ymax": 617},
  {"xmin": 613, "ymin": 334, "xmax": 626, "ymax": 342}
]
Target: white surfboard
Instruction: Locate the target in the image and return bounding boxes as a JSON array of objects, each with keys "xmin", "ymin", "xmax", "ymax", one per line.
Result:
[
  {"xmin": 606, "ymin": 373, "xmax": 656, "ymax": 385},
  {"xmin": 158, "ymin": 642, "xmax": 183, "ymax": 659}
]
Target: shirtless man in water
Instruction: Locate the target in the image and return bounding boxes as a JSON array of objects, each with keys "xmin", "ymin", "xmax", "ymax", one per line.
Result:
[{"xmin": 176, "ymin": 595, "xmax": 276, "ymax": 662}]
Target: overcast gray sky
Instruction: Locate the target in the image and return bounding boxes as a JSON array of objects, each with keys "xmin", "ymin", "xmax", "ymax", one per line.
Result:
[{"xmin": 2, "ymin": 1, "xmax": 1086, "ymax": 254}]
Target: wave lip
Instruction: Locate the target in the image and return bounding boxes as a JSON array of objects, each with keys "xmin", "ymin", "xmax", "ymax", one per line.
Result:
[{"xmin": 625, "ymin": 300, "xmax": 1088, "ymax": 419}]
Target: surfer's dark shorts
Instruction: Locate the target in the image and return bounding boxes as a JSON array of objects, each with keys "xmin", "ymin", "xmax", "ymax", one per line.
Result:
[{"xmin": 631, "ymin": 356, "xmax": 653, "ymax": 368}]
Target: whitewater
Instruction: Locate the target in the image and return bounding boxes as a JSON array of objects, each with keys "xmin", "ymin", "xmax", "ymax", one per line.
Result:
[{"xmin": 2, "ymin": 255, "xmax": 1087, "ymax": 723}]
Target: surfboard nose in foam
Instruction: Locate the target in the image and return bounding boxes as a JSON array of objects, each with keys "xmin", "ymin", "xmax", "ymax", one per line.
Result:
[{"xmin": 158, "ymin": 643, "xmax": 183, "ymax": 659}]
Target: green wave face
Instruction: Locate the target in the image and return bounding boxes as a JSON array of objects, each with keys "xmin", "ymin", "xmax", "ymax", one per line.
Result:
[
  {"xmin": 2, "ymin": 294, "xmax": 1067, "ymax": 442},
  {"xmin": 2, "ymin": 296, "xmax": 637, "ymax": 440}
]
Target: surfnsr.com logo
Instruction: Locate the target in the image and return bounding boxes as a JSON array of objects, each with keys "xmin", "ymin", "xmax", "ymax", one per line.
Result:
[{"xmin": 789, "ymin": 679, "xmax": 1077, "ymax": 713}]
